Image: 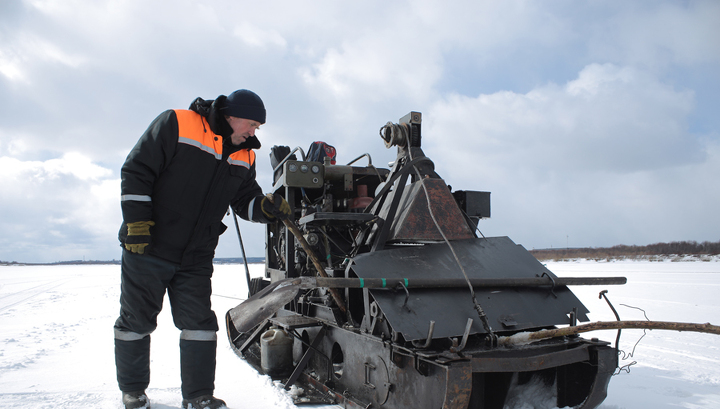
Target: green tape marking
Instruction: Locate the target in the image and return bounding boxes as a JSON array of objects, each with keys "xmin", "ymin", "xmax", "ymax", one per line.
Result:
[
  {"xmin": 359, "ymin": 278, "xmax": 364, "ymax": 288},
  {"xmin": 404, "ymin": 278, "xmax": 409, "ymax": 287},
  {"xmin": 382, "ymin": 278, "xmax": 387, "ymax": 288}
]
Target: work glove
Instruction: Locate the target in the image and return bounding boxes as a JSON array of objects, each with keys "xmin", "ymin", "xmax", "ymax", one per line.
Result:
[
  {"xmin": 124, "ymin": 221, "xmax": 155, "ymax": 254},
  {"xmin": 261, "ymin": 193, "xmax": 291, "ymax": 221}
]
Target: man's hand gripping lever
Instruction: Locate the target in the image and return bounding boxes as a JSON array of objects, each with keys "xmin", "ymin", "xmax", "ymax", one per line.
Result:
[
  {"xmin": 262, "ymin": 193, "xmax": 348, "ymax": 314},
  {"xmin": 261, "ymin": 193, "xmax": 291, "ymax": 221}
]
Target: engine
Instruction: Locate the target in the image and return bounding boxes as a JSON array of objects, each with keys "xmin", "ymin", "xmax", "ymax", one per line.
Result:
[{"xmin": 226, "ymin": 111, "xmax": 623, "ymax": 409}]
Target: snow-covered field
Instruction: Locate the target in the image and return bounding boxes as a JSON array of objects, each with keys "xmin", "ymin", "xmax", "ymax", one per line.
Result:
[{"xmin": 0, "ymin": 258, "xmax": 718, "ymax": 408}]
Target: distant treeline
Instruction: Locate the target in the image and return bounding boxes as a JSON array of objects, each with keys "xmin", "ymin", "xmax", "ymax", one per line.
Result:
[
  {"xmin": 0, "ymin": 260, "xmax": 120, "ymax": 266},
  {"xmin": 3, "ymin": 242, "xmax": 719, "ymax": 265},
  {"xmin": 530, "ymin": 240, "xmax": 720, "ymax": 261},
  {"xmin": 0, "ymin": 257, "xmax": 266, "ymax": 266}
]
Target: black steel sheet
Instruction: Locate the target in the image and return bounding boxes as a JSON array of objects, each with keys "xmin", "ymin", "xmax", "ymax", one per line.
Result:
[{"xmin": 350, "ymin": 237, "xmax": 590, "ymax": 341}]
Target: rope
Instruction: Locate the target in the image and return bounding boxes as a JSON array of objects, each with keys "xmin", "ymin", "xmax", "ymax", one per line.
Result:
[
  {"xmin": 413, "ymin": 165, "xmax": 495, "ymax": 337},
  {"xmin": 400, "ymin": 128, "xmax": 495, "ymax": 338}
]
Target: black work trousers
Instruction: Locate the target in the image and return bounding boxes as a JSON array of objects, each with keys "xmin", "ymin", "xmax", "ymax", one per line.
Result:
[{"xmin": 114, "ymin": 250, "xmax": 219, "ymax": 399}]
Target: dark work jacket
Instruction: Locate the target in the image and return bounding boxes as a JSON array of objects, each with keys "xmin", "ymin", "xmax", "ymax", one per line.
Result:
[{"xmin": 119, "ymin": 97, "xmax": 271, "ymax": 267}]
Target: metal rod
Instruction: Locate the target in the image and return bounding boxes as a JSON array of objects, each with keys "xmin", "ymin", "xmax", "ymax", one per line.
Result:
[
  {"xmin": 272, "ymin": 146, "xmax": 306, "ymax": 174},
  {"xmin": 452, "ymin": 318, "xmax": 474, "ymax": 353},
  {"xmin": 418, "ymin": 321, "xmax": 435, "ymax": 349},
  {"xmin": 346, "ymin": 153, "xmax": 372, "ymax": 166},
  {"xmin": 231, "ymin": 208, "xmax": 253, "ymax": 298},
  {"xmin": 307, "ymin": 276, "xmax": 626, "ymax": 289}
]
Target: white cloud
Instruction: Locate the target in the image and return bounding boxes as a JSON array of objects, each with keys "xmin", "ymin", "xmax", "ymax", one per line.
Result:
[
  {"xmin": 300, "ymin": 35, "xmax": 443, "ymax": 108},
  {"xmin": 0, "ymin": 48, "xmax": 25, "ymax": 82},
  {"xmin": 0, "ymin": 152, "xmax": 112, "ymax": 182},
  {"xmin": 0, "ymin": 153, "xmax": 120, "ymax": 262},
  {"xmin": 0, "ymin": 31, "xmax": 87, "ymax": 83},
  {"xmin": 232, "ymin": 23, "xmax": 287, "ymax": 48},
  {"xmin": 293, "ymin": 1, "xmax": 565, "ymax": 108},
  {"xmin": 0, "ymin": 0, "xmax": 718, "ymax": 261},
  {"xmin": 565, "ymin": 64, "xmax": 635, "ymax": 97},
  {"xmin": 587, "ymin": 1, "xmax": 720, "ymax": 67},
  {"xmin": 427, "ymin": 63, "xmax": 699, "ymax": 176},
  {"xmin": 421, "ymin": 63, "xmax": 716, "ymax": 248}
]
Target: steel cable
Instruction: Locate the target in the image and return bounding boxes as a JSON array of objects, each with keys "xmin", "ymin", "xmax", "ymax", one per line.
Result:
[{"xmin": 400, "ymin": 129, "xmax": 495, "ymax": 338}]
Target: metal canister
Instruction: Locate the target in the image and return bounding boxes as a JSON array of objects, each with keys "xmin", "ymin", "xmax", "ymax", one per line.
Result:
[{"xmin": 260, "ymin": 328, "xmax": 293, "ymax": 377}]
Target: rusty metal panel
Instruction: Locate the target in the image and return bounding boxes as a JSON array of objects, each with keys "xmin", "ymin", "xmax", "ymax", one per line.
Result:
[
  {"xmin": 471, "ymin": 345, "xmax": 591, "ymax": 372},
  {"xmin": 351, "ymin": 237, "xmax": 590, "ymax": 341},
  {"xmin": 442, "ymin": 360, "xmax": 473, "ymax": 409},
  {"xmin": 389, "ymin": 178, "xmax": 474, "ymax": 242}
]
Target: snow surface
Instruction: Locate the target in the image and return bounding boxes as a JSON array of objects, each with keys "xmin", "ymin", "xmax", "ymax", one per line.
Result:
[{"xmin": 0, "ymin": 258, "xmax": 718, "ymax": 408}]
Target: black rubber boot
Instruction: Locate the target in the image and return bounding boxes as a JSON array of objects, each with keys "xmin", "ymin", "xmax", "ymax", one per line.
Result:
[
  {"xmin": 122, "ymin": 390, "xmax": 151, "ymax": 409},
  {"xmin": 181, "ymin": 395, "xmax": 227, "ymax": 409},
  {"xmin": 180, "ymin": 339, "xmax": 218, "ymax": 400},
  {"xmin": 115, "ymin": 336, "xmax": 151, "ymax": 393}
]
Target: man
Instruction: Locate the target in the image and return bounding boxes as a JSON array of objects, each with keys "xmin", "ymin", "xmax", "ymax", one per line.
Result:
[{"xmin": 115, "ymin": 89, "xmax": 290, "ymax": 409}]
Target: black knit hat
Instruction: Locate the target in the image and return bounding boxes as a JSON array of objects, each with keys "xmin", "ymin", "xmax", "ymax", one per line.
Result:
[{"xmin": 221, "ymin": 89, "xmax": 266, "ymax": 124}]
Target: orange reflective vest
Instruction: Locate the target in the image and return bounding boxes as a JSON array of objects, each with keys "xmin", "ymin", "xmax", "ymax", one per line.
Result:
[{"xmin": 174, "ymin": 109, "xmax": 256, "ymax": 168}]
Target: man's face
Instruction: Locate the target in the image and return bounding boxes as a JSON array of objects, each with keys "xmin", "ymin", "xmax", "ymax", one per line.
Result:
[{"xmin": 225, "ymin": 116, "xmax": 261, "ymax": 145}]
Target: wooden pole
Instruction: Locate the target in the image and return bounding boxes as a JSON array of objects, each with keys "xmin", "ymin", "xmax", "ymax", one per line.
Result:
[{"xmin": 498, "ymin": 320, "xmax": 720, "ymax": 346}]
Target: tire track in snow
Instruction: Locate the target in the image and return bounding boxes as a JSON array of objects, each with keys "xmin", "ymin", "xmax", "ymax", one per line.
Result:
[{"xmin": 0, "ymin": 279, "xmax": 71, "ymax": 313}]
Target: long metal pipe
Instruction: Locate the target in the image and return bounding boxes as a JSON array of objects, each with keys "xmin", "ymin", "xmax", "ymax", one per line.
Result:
[{"xmin": 303, "ymin": 276, "xmax": 626, "ymax": 289}]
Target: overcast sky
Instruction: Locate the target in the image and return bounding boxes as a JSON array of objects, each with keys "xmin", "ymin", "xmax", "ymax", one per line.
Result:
[{"xmin": 1, "ymin": 0, "xmax": 718, "ymax": 263}]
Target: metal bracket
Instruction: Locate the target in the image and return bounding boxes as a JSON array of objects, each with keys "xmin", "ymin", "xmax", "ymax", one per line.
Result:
[
  {"xmin": 542, "ymin": 272, "xmax": 558, "ymax": 298},
  {"xmin": 364, "ymin": 362, "xmax": 376, "ymax": 389},
  {"xmin": 237, "ymin": 319, "xmax": 270, "ymax": 354},
  {"xmin": 414, "ymin": 357, "xmax": 429, "ymax": 377},
  {"xmin": 450, "ymin": 318, "xmax": 474, "ymax": 353},
  {"xmin": 411, "ymin": 320, "xmax": 435, "ymax": 349},
  {"xmin": 396, "ymin": 282, "xmax": 411, "ymax": 311},
  {"xmin": 599, "ymin": 290, "xmax": 622, "ymax": 351},
  {"xmin": 569, "ymin": 307, "xmax": 578, "ymax": 327},
  {"xmin": 360, "ymin": 288, "xmax": 371, "ymax": 333},
  {"xmin": 284, "ymin": 325, "xmax": 327, "ymax": 390}
]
